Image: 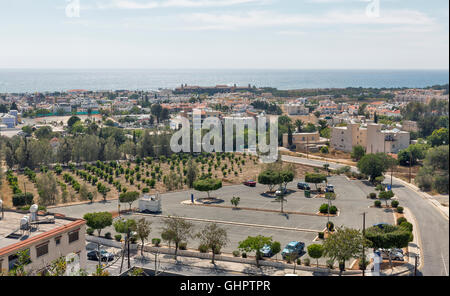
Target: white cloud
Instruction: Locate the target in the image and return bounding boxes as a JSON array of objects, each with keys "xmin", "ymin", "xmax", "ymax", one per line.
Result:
[
  {"xmin": 179, "ymin": 9, "xmax": 436, "ymax": 30},
  {"xmin": 93, "ymin": 0, "xmax": 268, "ymax": 9}
]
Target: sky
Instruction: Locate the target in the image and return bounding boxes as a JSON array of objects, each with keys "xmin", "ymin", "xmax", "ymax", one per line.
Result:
[{"xmin": 0, "ymin": 0, "xmax": 448, "ymax": 69}]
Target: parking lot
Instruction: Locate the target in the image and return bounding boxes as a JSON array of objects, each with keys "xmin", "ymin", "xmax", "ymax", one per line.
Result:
[{"xmin": 53, "ymin": 175, "xmax": 395, "ymax": 267}]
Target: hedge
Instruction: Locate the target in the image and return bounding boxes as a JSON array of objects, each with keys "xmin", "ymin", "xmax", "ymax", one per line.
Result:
[{"xmin": 12, "ymin": 193, "xmax": 34, "ymax": 207}]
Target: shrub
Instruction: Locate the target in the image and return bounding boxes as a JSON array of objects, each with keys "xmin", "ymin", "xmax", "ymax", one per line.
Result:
[
  {"xmin": 359, "ymin": 257, "xmax": 369, "ymax": 270},
  {"xmin": 115, "ymin": 234, "xmax": 122, "ymax": 241},
  {"xmin": 232, "ymin": 250, "xmax": 240, "ymax": 257},
  {"xmin": 319, "ymin": 204, "xmax": 329, "ymax": 214},
  {"xmin": 152, "ymin": 238, "xmax": 161, "ymax": 246},
  {"xmin": 242, "ymin": 252, "xmax": 247, "ymax": 258},
  {"xmin": 368, "ymin": 193, "xmax": 377, "ymax": 199},
  {"xmin": 104, "ymin": 232, "xmax": 112, "ymax": 239},
  {"xmin": 198, "ymin": 244, "xmax": 208, "ymax": 253},
  {"xmin": 375, "ymin": 184, "xmax": 384, "ymax": 191},
  {"xmin": 303, "ymin": 258, "xmax": 310, "ymax": 266},
  {"xmin": 400, "ymin": 221, "xmax": 413, "ymax": 232},
  {"xmin": 12, "ymin": 193, "xmax": 34, "ymax": 207},
  {"xmin": 397, "ymin": 217, "xmax": 408, "ymax": 225},
  {"xmin": 329, "ymin": 205, "xmax": 338, "ymax": 214},
  {"xmin": 142, "ymin": 187, "xmax": 150, "ymax": 193},
  {"xmin": 213, "ymin": 247, "xmax": 221, "ymax": 255},
  {"xmin": 296, "ymin": 258, "xmax": 301, "ymax": 265},
  {"xmin": 374, "ymin": 200, "xmax": 382, "ymax": 207},
  {"xmin": 391, "ymin": 200, "xmax": 399, "ymax": 208},
  {"xmin": 318, "ymin": 232, "xmax": 324, "ymax": 239},
  {"xmin": 326, "ymin": 259, "xmax": 334, "ymax": 269},
  {"xmin": 396, "ymin": 206, "xmax": 404, "ymax": 214},
  {"xmin": 178, "ymin": 242, "xmax": 187, "ymax": 250},
  {"xmin": 327, "ymin": 221, "xmax": 334, "ymax": 231},
  {"xmin": 86, "ymin": 228, "xmax": 94, "ymax": 235}
]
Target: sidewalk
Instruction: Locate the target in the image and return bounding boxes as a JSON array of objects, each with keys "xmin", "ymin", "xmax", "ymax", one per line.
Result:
[
  {"xmin": 391, "ymin": 176, "xmax": 449, "ymax": 220},
  {"xmin": 381, "ymin": 207, "xmax": 422, "ymax": 276}
]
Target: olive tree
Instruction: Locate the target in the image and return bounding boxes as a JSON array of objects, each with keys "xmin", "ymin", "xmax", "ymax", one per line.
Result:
[
  {"xmin": 196, "ymin": 223, "xmax": 229, "ymax": 264},
  {"xmin": 238, "ymin": 235, "xmax": 273, "ymax": 267},
  {"xmin": 162, "ymin": 215, "xmax": 194, "ymax": 261}
]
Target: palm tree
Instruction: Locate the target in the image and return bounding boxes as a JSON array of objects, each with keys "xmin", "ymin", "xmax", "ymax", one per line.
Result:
[{"xmin": 294, "ymin": 120, "xmax": 304, "ymax": 133}]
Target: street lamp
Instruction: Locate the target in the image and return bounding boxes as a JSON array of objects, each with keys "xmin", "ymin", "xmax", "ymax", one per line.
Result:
[{"xmin": 0, "ymin": 199, "xmax": 3, "ymax": 220}]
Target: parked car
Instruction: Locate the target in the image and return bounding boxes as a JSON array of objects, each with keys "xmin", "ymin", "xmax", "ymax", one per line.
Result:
[
  {"xmin": 373, "ymin": 223, "xmax": 390, "ymax": 229},
  {"xmin": 275, "ymin": 188, "xmax": 287, "ymax": 196},
  {"xmin": 243, "ymin": 180, "xmax": 257, "ymax": 187},
  {"xmin": 87, "ymin": 250, "xmax": 115, "ymax": 262},
  {"xmin": 325, "ymin": 184, "xmax": 335, "ymax": 192},
  {"xmin": 260, "ymin": 244, "xmax": 273, "ymax": 257},
  {"xmin": 281, "ymin": 241, "xmax": 305, "ymax": 260},
  {"xmin": 297, "ymin": 182, "xmax": 311, "ymax": 190},
  {"xmin": 378, "ymin": 249, "xmax": 404, "ymax": 261}
]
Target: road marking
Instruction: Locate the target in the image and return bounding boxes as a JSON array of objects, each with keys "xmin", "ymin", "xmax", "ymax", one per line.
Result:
[
  {"xmin": 442, "ymin": 252, "xmax": 448, "ymax": 276},
  {"xmin": 134, "ymin": 213, "xmax": 322, "ymax": 233}
]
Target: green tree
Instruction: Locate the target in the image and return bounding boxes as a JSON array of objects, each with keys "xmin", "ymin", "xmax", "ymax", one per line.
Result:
[
  {"xmin": 196, "ymin": 223, "xmax": 229, "ymax": 264},
  {"xmin": 351, "ymin": 145, "xmax": 366, "ymax": 161},
  {"xmin": 294, "ymin": 119, "xmax": 304, "ymax": 133},
  {"xmin": 427, "ymin": 128, "xmax": 449, "ymax": 147},
  {"xmin": 36, "ymin": 172, "xmax": 59, "ymax": 206},
  {"xmin": 258, "ymin": 170, "xmax": 282, "ymax": 192},
  {"xmin": 114, "ymin": 218, "xmax": 137, "ymax": 272},
  {"xmin": 238, "ymin": 235, "xmax": 273, "ymax": 267},
  {"xmin": 271, "ymin": 241, "xmax": 281, "ymax": 261},
  {"xmin": 193, "ymin": 178, "xmax": 222, "ymax": 198},
  {"xmin": 230, "ymin": 196, "xmax": 240, "ymax": 208},
  {"xmin": 67, "ymin": 116, "xmax": 81, "ymax": 128},
  {"xmin": 307, "ymin": 244, "xmax": 324, "ymax": 267},
  {"xmin": 378, "ymin": 190, "xmax": 394, "ymax": 207},
  {"xmin": 119, "ymin": 191, "xmax": 140, "ymax": 210},
  {"xmin": 136, "ymin": 218, "xmax": 152, "ymax": 257},
  {"xmin": 83, "ymin": 212, "xmax": 113, "ymax": 236},
  {"xmin": 162, "ymin": 215, "xmax": 194, "ymax": 260},
  {"xmin": 357, "ymin": 153, "xmax": 389, "ymax": 182},
  {"xmin": 305, "ymin": 172, "xmax": 327, "ymax": 191},
  {"xmin": 186, "ymin": 159, "xmax": 198, "ymax": 188},
  {"xmin": 322, "ymin": 227, "xmax": 368, "ymax": 273}
]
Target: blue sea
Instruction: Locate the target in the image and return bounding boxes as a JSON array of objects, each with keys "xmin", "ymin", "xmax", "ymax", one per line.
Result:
[{"xmin": 0, "ymin": 69, "xmax": 448, "ymax": 93}]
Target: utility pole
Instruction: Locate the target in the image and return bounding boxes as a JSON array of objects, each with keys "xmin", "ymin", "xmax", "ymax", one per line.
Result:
[
  {"xmin": 306, "ymin": 137, "xmax": 309, "ymax": 159},
  {"xmin": 362, "ymin": 212, "xmax": 366, "ymax": 276},
  {"xmin": 414, "ymin": 255, "xmax": 419, "ymax": 276},
  {"xmin": 409, "ymin": 150, "xmax": 412, "ymax": 184}
]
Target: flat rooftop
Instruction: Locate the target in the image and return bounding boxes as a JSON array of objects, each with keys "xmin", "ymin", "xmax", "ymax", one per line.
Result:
[{"xmin": 0, "ymin": 211, "xmax": 78, "ymax": 250}]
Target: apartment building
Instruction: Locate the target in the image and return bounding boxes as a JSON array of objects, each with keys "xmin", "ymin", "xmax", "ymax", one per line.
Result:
[
  {"xmin": 0, "ymin": 209, "xmax": 86, "ymax": 275},
  {"xmin": 366, "ymin": 124, "xmax": 410, "ymax": 154},
  {"xmin": 331, "ymin": 123, "xmax": 367, "ymax": 152},
  {"xmin": 331, "ymin": 123, "xmax": 410, "ymax": 154},
  {"xmin": 283, "ymin": 103, "xmax": 309, "ymax": 115}
]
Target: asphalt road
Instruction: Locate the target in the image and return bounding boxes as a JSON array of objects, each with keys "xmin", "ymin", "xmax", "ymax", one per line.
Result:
[
  {"xmin": 282, "ymin": 154, "xmax": 449, "ymax": 276},
  {"xmin": 52, "ymin": 171, "xmax": 393, "ymax": 268}
]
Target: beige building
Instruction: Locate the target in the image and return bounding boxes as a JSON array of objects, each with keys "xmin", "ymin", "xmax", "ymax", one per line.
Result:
[
  {"xmin": 331, "ymin": 123, "xmax": 367, "ymax": 152},
  {"xmin": 366, "ymin": 124, "xmax": 410, "ymax": 154},
  {"xmin": 331, "ymin": 123, "xmax": 410, "ymax": 154},
  {"xmin": 282, "ymin": 132, "xmax": 328, "ymax": 152},
  {"xmin": 0, "ymin": 209, "xmax": 86, "ymax": 275}
]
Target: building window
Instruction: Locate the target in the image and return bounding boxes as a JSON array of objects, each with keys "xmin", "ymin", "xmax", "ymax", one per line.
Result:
[
  {"xmin": 312, "ymin": 137, "xmax": 315, "ymax": 140},
  {"xmin": 68, "ymin": 230, "xmax": 79, "ymax": 244},
  {"xmin": 55, "ymin": 236, "xmax": 61, "ymax": 246},
  {"xmin": 36, "ymin": 243, "xmax": 49, "ymax": 258}
]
